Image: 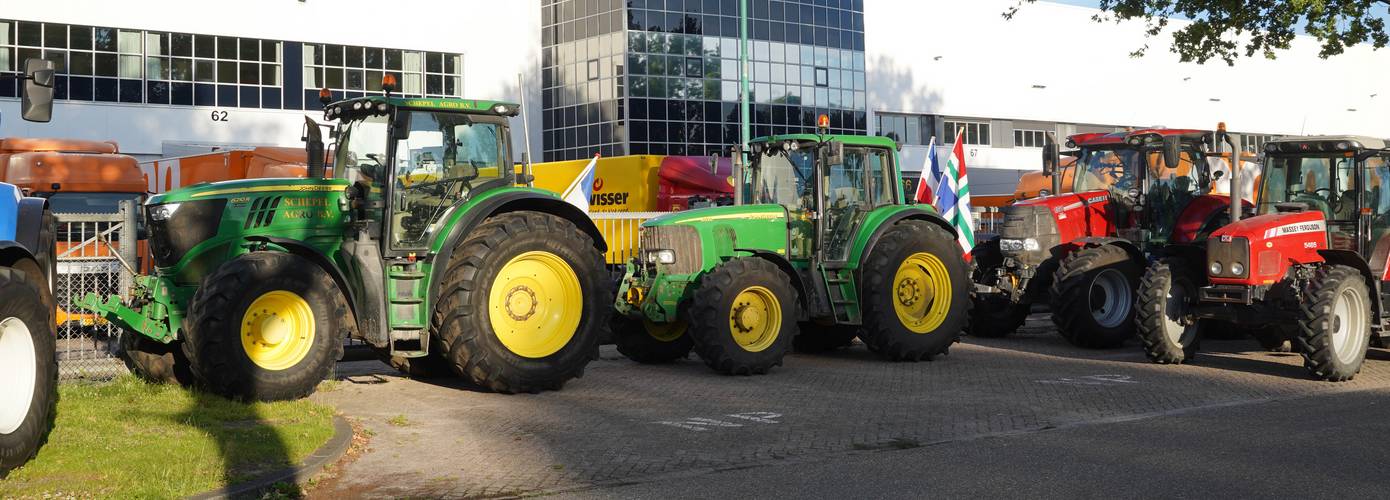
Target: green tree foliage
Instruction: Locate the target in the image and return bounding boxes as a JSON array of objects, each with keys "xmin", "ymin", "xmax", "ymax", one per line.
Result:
[{"xmin": 1004, "ymin": 1, "xmax": 1390, "ymax": 64}]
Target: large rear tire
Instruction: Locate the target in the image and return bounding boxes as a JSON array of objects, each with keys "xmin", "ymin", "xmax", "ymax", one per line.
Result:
[
  {"xmin": 434, "ymin": 212, "xmax": 610, "ymax": 393},
  {"xmin": 1135, "ymin": 257, "xmax": 1201, "ymax": 364},
  {"xmin": 614, "ymin": 316, "xmax": 693, "ymax": 363},
  {"xmin": 687, "ymin": 258, "xmax": 799, "ymax": 374},
  {"xmin": 120, "ymin": 332, "xmax": 195, "ymax": 386},
  {"xmin": 0, "ymin": 267, "xmax": 57, "ymax": 478},
  {"xmin": 183, "ymin": 252, "xmax": 347, "ymax": 401},
  {"xmin": 1295, "ymin": 265, "xmax": 1371, "ymax": 381},
  {"xmin": 1050, "ymin": 245, "xmax": 1140, "ymax": 348},
  {"xmin": 859, "ymin": 221, "xmax": 969, "ymax": 361}
]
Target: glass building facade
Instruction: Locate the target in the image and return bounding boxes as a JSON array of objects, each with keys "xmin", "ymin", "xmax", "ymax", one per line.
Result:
[
  {"xmin": 541, "ymin": 0, "xmax": 867, "ymax": 161},
  {"xmin": 0, "ymin": 19, "xmax": 464, "ymax": 111}
]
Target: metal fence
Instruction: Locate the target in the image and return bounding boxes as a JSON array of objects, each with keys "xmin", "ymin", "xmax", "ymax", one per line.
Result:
[
  {"xmin": 591, "ymin": 211, "xmax": 665, "ymax": 266},
  {"xmin": 54, "ymin": 201, "xmax": 138, "ymax": 379},
  {"xmin": 973, "ymin": 206, "xmax": 1003, "ymax": 234}
]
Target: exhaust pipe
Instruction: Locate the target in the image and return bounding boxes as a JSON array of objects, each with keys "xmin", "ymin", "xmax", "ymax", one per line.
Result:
[
  {"xmin": 304, "ymin": 116, "xmax": 326, "ymax": 179},
  {"xmin": 1218, "ymin": 122, "xmax": 1240, "ymax": 223}
]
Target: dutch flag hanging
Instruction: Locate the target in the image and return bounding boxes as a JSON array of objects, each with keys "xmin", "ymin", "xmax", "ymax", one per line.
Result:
[{"xmin": 562, "ymin": 153, "xmax": 600, "ymax": 213}]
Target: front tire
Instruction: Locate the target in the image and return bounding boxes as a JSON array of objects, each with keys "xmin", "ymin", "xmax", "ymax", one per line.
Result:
[
  {"xmin": 1296, "ymin": 265, "xmax": 1371, "ymax": 381},
  {"xmin": 687, "ymin": 258, "xmax": 799, "ymax": 374},
  {"xmin": 1136, "ymin": 257, "xmax": 1202, "ymax": 364},
  {"xmin": 434, "ymin": 212, "xmax": 610, "ymax": 393},
  {"xmin": 859, "ymin": 221, "xmax": 970, "ymax": 361},
  {"xmin": 1050, "ymin": 245, "xmax": 1140, "ymax": 348},
  {"xmin": 120, "ymin": 332, "xmax": 194, "ymax": 386},
  {"xmin": 183, "ymin": 252, "xmax": 347, "ymax": 401},
  {"xmin": 0, "ymin": 267, "xmax": 57, "ymax": 478},
  {"xmin": 614, "ymin": 316, "xmax": 693, "ymax": 363}
]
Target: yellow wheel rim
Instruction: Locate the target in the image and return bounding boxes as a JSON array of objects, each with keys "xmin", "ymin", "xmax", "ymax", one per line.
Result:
[
  {"xmin": 240, "ymin": 291, "xmax": 316, "ymax": 371},
  {"xmin": 489, "ymin": 251, "xmax": 583, "ymax": 359},
  {"xmin": 728, "ymin": 286, "xmax": 782, "ymax": 352},
  {"xmin": 644, "ymin": 320, "xmax": 687, "ymax": 343},
  {"xmin": 892, "ymin": 252, "xmax": 952, "ymax": 334}
]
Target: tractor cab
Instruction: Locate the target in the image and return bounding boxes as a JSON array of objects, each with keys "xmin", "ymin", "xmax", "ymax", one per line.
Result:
[
  {"xmin": 1251, "ymin": 137, "xmax": 1390, "ymax": 255},
  {"xmin": 738, "ymin": 130, "xmax": 901, "ymax": 264},
  {"xmin": 1064, "ymin": 129, "xmax": 1213, "ymax": 244},
  {"xmin": 323, "ymin": 95, "xmax": 520, "ymax": 255}
]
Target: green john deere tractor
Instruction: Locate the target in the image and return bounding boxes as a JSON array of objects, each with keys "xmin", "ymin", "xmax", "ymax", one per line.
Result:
[
  {"xmin": 82, "ymin": 92, "xmax": 611, "ymax": 401},
  {"xmin": 613, "ymin": 123, "xmax": 970, "ymax": 374}
]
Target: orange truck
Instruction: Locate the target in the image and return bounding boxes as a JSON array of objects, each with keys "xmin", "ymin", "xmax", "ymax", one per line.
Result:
[
  {"xmin": 530, "ymin": 155, "xmax": 734, "ymax": 263},
  {"xmin": 140, "ymin": 147, "xmax": 310, "ymax": 193}
]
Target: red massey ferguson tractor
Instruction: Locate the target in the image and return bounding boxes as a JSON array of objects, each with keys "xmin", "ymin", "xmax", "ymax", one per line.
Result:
[
  {"xmin": 971, "ymin": 128, "xmax": 1239, "ymax": 348},
  {"xmin": 1148, "ymin": 136, "xmax": 1390, "ymax": 381}
]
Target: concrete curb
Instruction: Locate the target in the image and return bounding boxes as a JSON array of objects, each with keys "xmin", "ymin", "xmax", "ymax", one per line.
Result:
[{"xmin": 188, "ymin": 414, "xmax": 353, "ymax": 500}]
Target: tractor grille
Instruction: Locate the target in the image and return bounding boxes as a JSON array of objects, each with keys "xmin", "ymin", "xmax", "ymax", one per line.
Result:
[
  {"xmin": 148, "ymin": 199, "xmax": 226, "ymax": 268},
  {"xmin": 1207, "ymin": 236, "xmax": 1250, "ymax": 278},
  {"xmin": 997, "ymin": 203, "xmax": 1060, "ymax": 266},
  {"xmin": 639, "ymin": 225, "xmax": 702, "ymax": 275}
]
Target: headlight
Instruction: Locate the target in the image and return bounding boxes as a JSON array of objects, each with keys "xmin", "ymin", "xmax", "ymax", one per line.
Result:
[
  {"xmin": 149, "ymin": 203, "xmax": 181, "ymax": 222},
  {"xmin": 1230, "ymin": 262, "xmax": 1245, "ymax": 276},
  {"xmin": 645, "ymin": 249, "xmax": 676, "ymax": 265},
  {"xmin": 1127, "ymin": 188, "xmax": 1141, "ymax": 199},
  {"xmin": 1209, "ymin": 261, "xmax": 1223, "ymax": 276},
  {"xmin": 999, "ymin": 238, "xmax": 1041, "ymax": 252}
]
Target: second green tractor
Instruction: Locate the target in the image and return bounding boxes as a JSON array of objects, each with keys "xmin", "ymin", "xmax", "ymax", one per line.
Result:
[{"xmin": 614, "ymin": 125, "xmax": 971, "ymax": 374}]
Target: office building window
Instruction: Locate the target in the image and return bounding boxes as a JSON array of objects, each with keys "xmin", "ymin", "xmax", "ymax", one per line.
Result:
[
  {"xmin": 876, "ymin": 112, "xmax": 933, "ymax": 146},
  {"xmin": 944, "ymin": 120, "xmax": 991, "ymax": 146},
  {"xmin": 1239, "ymin": 134, "xmax": 1277, "ymax": 153},
  {"xmin": 1014, "ymin": 129, "xmax": 1045, "ymax": 148},
  {"xmin": 302, "ymin": 44, "xmax": 461, "ymax": 99}
]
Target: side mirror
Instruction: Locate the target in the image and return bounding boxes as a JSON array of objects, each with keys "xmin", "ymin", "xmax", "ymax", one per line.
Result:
[
  {"xmin": 825, "ymin": 141, "xmax": 845, "ymax": 166},
  {"xmin": 1162, "ymin": 136, "xmax": 1181, "ymax": 169},
  {"xmin": 1041, "ymin": 138, "xmax": 1059, "ymax": 175},
  {"xmin": 22, "ymin": 58, "xmax": 55, "ymax": 123},
  {"xmin": 390, "ymin": 111, "xmax": 412, "ymax": 141},
  {"xmin": 515, "ymin": 152, "xmax": 535, "ymax": 185}
]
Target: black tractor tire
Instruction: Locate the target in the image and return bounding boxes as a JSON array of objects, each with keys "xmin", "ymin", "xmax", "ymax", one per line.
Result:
[
  {"xmin": 0, "ymin": 267, "xmax": 57, "ymax": 478},
  {"xmin": 1049, "ymin": 245, "xmax": 1141, "ymax": 349},
  {"xmin": 859, "ymin": 220, "xmax": 970, "ymax": 361},
  {"xmin": 433, "ymin": 212, "xmax": 610, "ymax": 393},
  {"xmin": 686, "ymin": 257, "xmax": 799, "ymax": 374},
  {"xmin": 29, "ymin": 210, "xmax": 56, "ymax": 305},
  {"xmin": 1295, "ymin": 265, "xmax": 1372, "ymax": 382},
  {"xmin": 373, "ymin": 348, "xmax": 454, "ymax": 378},
  {"xmin": 967, "ymin": 295, "xmax": 1029, "ymax": 338},
  {"xmin": 1135, "ymin": 257, "xmax": 1202, "ymax": 364},
  {"xmin": 119, "ymin": 332, "xmax": 195, "ymax": 386},
  {"xmin": 1252, "ymin": 327, "xmax": 1294, "ymax": 353},
  {"xmin": 793, "ymin": 324, "xmax": 860, "ymax": 353},
  {"xmin": 183, "ymin": 252, "xmax": 348, "ymax": 401},
  {"xmin": 614, "ymin": 315, "xmax": 693, "ymax": 363}
]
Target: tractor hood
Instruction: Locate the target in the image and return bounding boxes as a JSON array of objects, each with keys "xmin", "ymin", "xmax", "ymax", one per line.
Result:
[
  {"xmin": 149, "ymin": 177, "xmax": 349, "ymax": 205},
  {"xmin": 638, "ymin": 204, "xmax": 790, "ymax": 276},
  {"xmin": 642, "ymin": 203, "xmax": 786, "ymax": 227},
  {"xmin": 1206, "ymin": 210, "xmax": 1326, "ymax": 286}
]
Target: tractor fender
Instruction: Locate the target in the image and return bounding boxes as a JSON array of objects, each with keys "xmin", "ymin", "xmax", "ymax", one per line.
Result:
[
  {"xmin": 1070, "ymin": 237, "xmax": 1145, "ymax": 267},
  {"xmin": 0, "ymin": 241, "xmax": 39, "ymax": 273},
  {"xmin": 1316, "ymin": 249, "xmax": 1382, "ymax": 320},
  {"xmin": 852, "ymin": 207, "xmax": 957, "ymax": 269},
  {"xmin": 737, "ymin": 248, "xmax": 810, "ymax": 320},
  {"xmin": 14, "ymin": 197, "xmax": 48, "ymax": 259},
  {"xmin": 245, "ymin": 236, "xmax": 359, "ymax": 319},
  {"xmin": 428, "ymin": 191, "xmax": 607, "ymax": 306}
]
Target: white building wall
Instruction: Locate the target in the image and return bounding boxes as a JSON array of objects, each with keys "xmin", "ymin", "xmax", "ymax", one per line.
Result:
[
  {"xmin": 0, "ymin": 0, "xmax": 544, "ymax": 159},
  {"xmin": 866, "ymin": 0, "xmax": 1390, "ymax": 175}
]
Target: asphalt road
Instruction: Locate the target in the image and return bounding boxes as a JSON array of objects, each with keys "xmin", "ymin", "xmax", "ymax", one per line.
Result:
[
  {"xmin": 309, "ymin": 314, "xmax": 1390, "ymax": 499},
  {"xmin": 564, "ymin": 388, "xmax": 1390, "ymax": 499}
]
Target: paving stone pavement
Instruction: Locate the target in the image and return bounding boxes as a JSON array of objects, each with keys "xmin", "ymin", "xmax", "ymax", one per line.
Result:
[{"xmin": 309, "ymin": 315, "xmax": 1390, "ymax": 498}]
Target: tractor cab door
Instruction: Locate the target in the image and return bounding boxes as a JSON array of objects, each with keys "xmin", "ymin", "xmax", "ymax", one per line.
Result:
[
  {"xmin": 1362, "ymin": 154, "xmax": 1390, "ymax": 276},
  {"xmin": 813, "ymin": 145, "xmax": 896, "ymax": 324},
  {"xmin": 818, "ymin": 146, "xmax": 895, "ymax": 263}
]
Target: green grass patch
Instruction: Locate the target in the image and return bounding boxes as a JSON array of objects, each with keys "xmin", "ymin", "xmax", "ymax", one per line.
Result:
[{"xmin": 0, "ymin": 375, "xmax": 336, "ymax": 499}]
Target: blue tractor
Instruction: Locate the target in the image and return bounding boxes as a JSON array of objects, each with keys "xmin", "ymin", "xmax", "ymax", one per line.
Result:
[{"xmin": 0, "ymin": 58, "xmax": 59, "ymax": 477}]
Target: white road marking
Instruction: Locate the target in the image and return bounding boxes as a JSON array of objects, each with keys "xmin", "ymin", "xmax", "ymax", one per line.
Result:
[{"xmin": 1036, "ymin": 374, "xmax": 1138, "ymax": 386}]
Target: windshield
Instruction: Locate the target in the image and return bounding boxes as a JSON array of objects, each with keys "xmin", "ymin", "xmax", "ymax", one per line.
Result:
[
  {"xmin": 1075, "ymin": 147, "xmax": 1141, "ymax": 193},
  {"xmin": 46, "ymin": 192, "xmax": 144, "ymax": 214},
  {"xmin": 1258, "ymin": 154, "xmax": 1358, "ymax": 220},
  {"xmin": 743, "ymin": 146, "xmax": 815, "ymax": 212}
]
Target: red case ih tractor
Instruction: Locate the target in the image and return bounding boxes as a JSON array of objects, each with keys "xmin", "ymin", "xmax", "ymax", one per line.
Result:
[
  {"xmin": 1147, "ymin": 136, "xmax": 1390, "ymax": 381},
  {"xmin": 972, "ymin": 128, "xmax": 1240, "ymax": 348}
]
